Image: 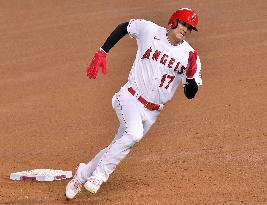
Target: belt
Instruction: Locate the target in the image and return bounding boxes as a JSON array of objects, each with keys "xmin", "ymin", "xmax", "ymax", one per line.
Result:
[{"xmin": 128, "ymin": 87, "xmax": 160, "ymax": 111}]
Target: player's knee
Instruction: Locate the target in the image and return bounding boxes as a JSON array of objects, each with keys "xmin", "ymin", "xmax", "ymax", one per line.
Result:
[{"xmin": 125, "ymin": 123, "xmax": 143, "ymax": 143}]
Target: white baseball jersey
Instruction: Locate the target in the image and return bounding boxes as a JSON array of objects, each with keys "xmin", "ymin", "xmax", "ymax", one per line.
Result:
[{"xmin": 126, "ymin": 19, "xmax": 202, "ymax": 105}]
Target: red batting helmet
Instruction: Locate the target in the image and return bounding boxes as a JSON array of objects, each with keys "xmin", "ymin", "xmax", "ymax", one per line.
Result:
[{"xmin": 168, "ymin": 8, "xmax": 199, "ymax": 31}]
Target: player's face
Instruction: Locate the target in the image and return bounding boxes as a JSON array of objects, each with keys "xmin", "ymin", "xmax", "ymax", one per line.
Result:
[{"xmin": 172, "ymin": 20, "xmax": 192, "ymax": 42}]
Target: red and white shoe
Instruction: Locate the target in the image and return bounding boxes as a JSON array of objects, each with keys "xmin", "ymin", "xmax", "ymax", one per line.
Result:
[
  {"xmin": 84, "ymin": 176, "xmax": 103, "ymax": 194},
  {"xmin": 65, "ymin": 163, "xmax": 85, "ymax": 200}
]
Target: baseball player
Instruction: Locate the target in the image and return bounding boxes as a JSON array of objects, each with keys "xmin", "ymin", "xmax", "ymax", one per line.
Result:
[{"xmin": 66, "ymin": 8, "xmax": 202, "ymax": 200}]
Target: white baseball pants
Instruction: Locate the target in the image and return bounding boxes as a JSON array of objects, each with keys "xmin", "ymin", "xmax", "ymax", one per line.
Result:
[{"xmin": 77, "ymin": 85, "xmax": 160, "ymax": 183}]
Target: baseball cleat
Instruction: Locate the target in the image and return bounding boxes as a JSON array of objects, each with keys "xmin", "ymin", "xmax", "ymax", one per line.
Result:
[
  {"xmin": 84, "ymin": 176, "xmax": 103, "ymax": 194},
  {"xmin": 65, "ymin": 163, "xmax": 85, "ymax": 200}
]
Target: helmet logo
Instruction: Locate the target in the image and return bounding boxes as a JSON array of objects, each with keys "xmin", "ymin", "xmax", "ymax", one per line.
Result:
[{"xmin": 190, "ymin": 13, "xmax": 197, "ymax": 23}]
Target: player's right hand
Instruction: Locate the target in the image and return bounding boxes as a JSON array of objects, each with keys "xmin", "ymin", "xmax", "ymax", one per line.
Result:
[
  {"xmin": 186, "ymin": 50, "xmax": 197, "ymax": 79},
  {"xmin": 86, "ymin": 49, "xmax": 107, "ymax": 79}
]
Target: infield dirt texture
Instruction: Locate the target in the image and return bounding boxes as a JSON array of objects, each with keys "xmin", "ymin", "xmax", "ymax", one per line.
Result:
[{"xmin": 0, "ymin": 1, "xmax": 266, "ymax": 204}]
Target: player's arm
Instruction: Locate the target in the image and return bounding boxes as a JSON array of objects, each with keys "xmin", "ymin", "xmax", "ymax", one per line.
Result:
[
  {"xmin": 101, "ymin": 22, "xmax": 129, "ymax": 53},
  {"xmin": 86, "ymin": 22, "xmax": 129, "ymax": 79},
  {"xmin": 184, "ymin": 50, "xmax": 201, "ymax": 99}
]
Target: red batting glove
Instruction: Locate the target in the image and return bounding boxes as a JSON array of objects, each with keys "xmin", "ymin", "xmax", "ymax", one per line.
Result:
[
  {"xmin": 186, "ymin": 50, "xmax": 198, "ymax": 79},
  {"xmin": 86, "ymin": 49, "xmax": 107, "ymax": 79}
]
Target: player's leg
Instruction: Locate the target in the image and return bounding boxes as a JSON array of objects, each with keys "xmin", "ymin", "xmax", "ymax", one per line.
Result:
[
  {"xmin": 77, "ymin": 124, "xmax": 125, "ymax": 183},
  {"xmin": 65, "ymin": 90, "xmax": 130, "ymax": 199},
  {"xmin": 65, "ymin": 123, "xmax": 126, "ymax": 199},
  {"xmin": 84, "ymin": 88, "xmax": 144, "ymax": 193}
]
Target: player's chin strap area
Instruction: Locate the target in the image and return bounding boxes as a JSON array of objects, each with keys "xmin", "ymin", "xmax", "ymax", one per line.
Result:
[{"xmin": 127, "ymin": 87, "xmax": 164, "ymax": 111}]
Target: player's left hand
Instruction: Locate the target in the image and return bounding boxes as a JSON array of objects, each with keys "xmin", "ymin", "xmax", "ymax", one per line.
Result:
[
  {"xmin": 184, "ymin": 78, "xmax": 198, "ymax": 99},
  {"xmin": 86, "ymin": 49, "xmax": 107, "ymax": 79}
]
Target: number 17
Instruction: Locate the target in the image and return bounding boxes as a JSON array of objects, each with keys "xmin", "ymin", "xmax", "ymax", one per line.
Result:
[{"xmin": 159, "ymin": 74, "xmax": 175, "ymax": 89}]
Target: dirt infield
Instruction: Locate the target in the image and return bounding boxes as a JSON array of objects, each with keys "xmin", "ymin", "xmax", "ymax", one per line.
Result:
[{"xmin": 0, "ymin": 1, "xmax": 266, "ymax": 204}]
